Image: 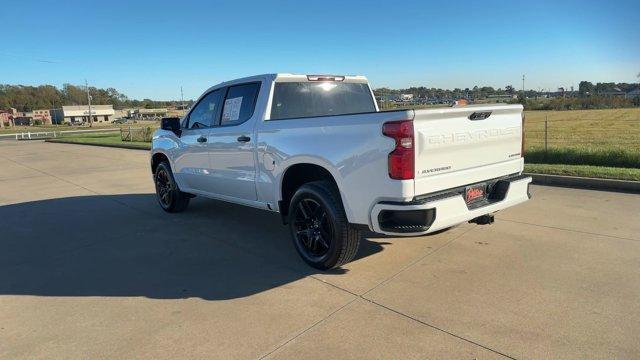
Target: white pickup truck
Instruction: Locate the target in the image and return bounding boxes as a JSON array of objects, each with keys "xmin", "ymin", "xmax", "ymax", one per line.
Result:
[{"xmin": 151, "ymin": 74, "xmax": 531, "ymax": 269}]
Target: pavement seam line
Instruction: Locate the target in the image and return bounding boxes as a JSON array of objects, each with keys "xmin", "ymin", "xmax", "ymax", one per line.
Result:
[
  {"xmin": 255, "ymin": 275, "xmax": 516, "ymax": 360},
  {"xmin": 0, "ymin": 155, "xmax": 104, "ymax": 196},
  {"xmin": 361, "ymin": 297, "xmax": 517, "ymax": 360},
  {"xmin": 499, "ymin": 218, "xmax": 639, "ymax": 243},
  {"xmin": 307, "ymin": 275, "xmax": 360, "ymax": 297},
  {"xmin": 258, "ymin": 297, "xmax": 358, "ymax": 359},
  {"xmin": 0, "ymin": 174, "xmax": 51, "ymax": 183},
  {"xmin": 46, "ymin": 142, "xmax": 146, "ymax": 162},
  {"xmin": 290, "ymin": 229, "xmax": 473, "ymax": 299},
  {"xmin": 360, "ymin": 225, "xmax": 476, "ymax": 298},
  {"xmin": 260, "ymin": 227, "xmax": 518, "ymax": 359}
]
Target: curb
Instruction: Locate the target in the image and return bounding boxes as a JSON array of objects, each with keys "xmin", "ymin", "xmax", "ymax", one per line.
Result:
[
  {"xmin": 45, "ymin": 139, "xmax": 150, "ymax": 151},
  {"xmin": 525, "ymin": 172, "xmax": 640, "ymax": 193}
]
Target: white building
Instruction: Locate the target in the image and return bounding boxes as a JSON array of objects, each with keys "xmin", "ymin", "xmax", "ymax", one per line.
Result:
[
  {"xmin": 52, "ymin": 105, "xmax": 115, "ymax": 124},
  {"xmin": 399, "ymin": 94, "xmax": 414, "ymax": 101}
]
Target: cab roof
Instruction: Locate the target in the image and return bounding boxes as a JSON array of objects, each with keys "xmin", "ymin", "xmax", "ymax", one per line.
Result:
[
  {"xmin": 273, "ymin": 73, "xmax": 369, "ymax": 83},
  {"xmin": 199, "ymin": 73, "xmax": 370, "ymax": 102},
  {"xmin": 212, "ymin": 73, "xmax": 369, "ymax": 88}
]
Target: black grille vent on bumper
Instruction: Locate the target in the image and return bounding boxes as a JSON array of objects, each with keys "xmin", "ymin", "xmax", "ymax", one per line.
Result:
[{"xmin": 378, "ymin": 208, "xmax": 436, "ymax": 233}]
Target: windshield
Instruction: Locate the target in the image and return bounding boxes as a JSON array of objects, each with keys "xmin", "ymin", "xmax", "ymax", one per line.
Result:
[{"xmin": 270, "ymin": 82, "xmax": 376, "ymax": 120}]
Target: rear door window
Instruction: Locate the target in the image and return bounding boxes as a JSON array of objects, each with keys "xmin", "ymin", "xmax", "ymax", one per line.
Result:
[
  {"xmin": 270, "ymin": 82, "xmax": 376, "ymax": 120},
  {"xmin": 220, "ymin": 83, "xmax": 261, "ymax": 126}
]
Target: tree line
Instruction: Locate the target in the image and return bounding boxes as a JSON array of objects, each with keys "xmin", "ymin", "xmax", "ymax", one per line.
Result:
[
  {"xmin": 578, "ymin": 81, "xmax": 638, "ymax": 95},
  {"xmin": 374, "ymin": 85, "xmax": 518, "ymax": 100},
  {"xmin": 374, "ymin": 81, "xmax": 638, "ymax": 100},
  {"xmin": 523, "ymin": 81, "xmax": 640, "ymax": 110},
  {"xmin": 374, "ymin": 80, "xmax": 640, "ymax": 110},
  {"xmin": 2, "ymin": 80, "xmax": 637, "ymax": 113},
  {"xmin": 522, "ymin": 94, "xmax": 640, "ymax": 111},
  {"xmin": 0, "ymin": 84, "xmax": 192, "ymax": 112}
]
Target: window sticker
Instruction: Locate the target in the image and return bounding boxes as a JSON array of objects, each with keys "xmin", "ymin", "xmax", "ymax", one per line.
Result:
[{"xmin": 222, "ymin": 97, "xmax": 243, "ymax": 122}]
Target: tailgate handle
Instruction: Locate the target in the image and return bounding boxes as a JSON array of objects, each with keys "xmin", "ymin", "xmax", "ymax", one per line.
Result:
[{"xmin": 468, "ymin": 111, "xmax": 492, "ymax": 120}]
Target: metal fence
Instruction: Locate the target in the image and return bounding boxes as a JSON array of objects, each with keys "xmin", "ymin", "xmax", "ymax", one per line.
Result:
[
  {"xmin": 524, "ymin": 113, "xmax": 640, "ymax": 152},
  {"xmin": 1, "ymin": 128, "xmax": 120, "ymax": 141},
  {"xmin": 522, "ymin": 110, "xmax": 640, "ymax": 167},
  {"xmin": 120, "ymin": 126, "xmax": 154, "ymax": 142}
]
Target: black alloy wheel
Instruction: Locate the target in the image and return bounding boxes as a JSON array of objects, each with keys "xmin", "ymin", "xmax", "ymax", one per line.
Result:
[
  {"xmin": 292, "ymin": 198, "xmax": 334, "ymax": 259},
  {"xmin": 154, "ymin": 161, "xmax": 190, "ymax": 213},
  {"xmin": 288, "ymin": 181, "xmax": 361, "ymax": 270},
  {"xmin": 155, "ymin": 166, "xmax": 172, "ymax": 208}
]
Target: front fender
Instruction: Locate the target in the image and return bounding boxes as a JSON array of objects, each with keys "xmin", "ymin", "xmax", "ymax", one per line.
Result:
[{"xmin": 151, "ymin": 131, "xmax": 183, "ymax": 185}]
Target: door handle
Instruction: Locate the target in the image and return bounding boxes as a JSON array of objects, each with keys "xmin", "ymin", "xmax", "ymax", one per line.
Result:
[
  {"xmin": 237, "ymin": 135, "xmax": 251, "ymax": 143},
  {"xmin": 197, "ymin": 136, "xmax": 207, "ymax": 143}
]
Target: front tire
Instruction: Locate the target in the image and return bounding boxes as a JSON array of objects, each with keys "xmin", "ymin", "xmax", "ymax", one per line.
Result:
[
  {"xmin": 154, "ymin": 161, "xmax": 190, "ymax": 212},
  {"xmin": 288, "ymin": 181, "xmax": 361, "ymax": 270}
]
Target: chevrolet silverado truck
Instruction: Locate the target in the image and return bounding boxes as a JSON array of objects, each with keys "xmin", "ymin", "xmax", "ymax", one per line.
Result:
[{"xmin": 151, "ymin": 74, "xmax": 532, "ymax": 269}]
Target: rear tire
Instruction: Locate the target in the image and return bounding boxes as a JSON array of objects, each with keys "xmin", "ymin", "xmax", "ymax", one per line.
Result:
[
  {"xmin": 154, "ymin": 161, "xmax": 190, "ymax": 213},
  {"xmin": 288, "ymin": 181, "xmax": 361, "ymax": 270}
]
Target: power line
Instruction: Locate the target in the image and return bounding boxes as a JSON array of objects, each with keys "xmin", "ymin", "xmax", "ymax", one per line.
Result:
[{"xmin": 0, "ymin": 52, "xmax": 59, "ymax": 64}]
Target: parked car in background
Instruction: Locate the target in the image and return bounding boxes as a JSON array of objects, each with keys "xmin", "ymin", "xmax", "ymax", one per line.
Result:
[{"xmin": 150, "ymin": 74, "xmax": 531, "ymax": 269}]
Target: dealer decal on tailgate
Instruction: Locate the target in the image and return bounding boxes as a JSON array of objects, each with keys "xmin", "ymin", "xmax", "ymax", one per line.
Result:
[{"xmin": 465, "ymin": 185, "xmax": 486, "ymax": 204}]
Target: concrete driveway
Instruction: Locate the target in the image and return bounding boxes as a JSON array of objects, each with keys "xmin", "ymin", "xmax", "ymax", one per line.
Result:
[{"xmin": 1, "ymin": 141, "xmax": 638, "ymax": 359}]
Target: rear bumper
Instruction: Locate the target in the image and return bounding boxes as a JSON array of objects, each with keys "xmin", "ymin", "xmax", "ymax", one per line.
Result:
[{"xmin": 370, "ymin": 175, "xmax": 532, "ymax": 236}]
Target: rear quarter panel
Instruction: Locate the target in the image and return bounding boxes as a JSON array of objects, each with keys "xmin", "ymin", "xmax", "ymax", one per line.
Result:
[{"xmin": 256, "ymin": 110, "xmax": 414, "ymax": 225}]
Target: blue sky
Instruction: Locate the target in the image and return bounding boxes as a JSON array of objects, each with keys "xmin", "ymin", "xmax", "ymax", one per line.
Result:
[{"xmin": 2, "ymin": 0, "xmax": 639, "ymax": 100}]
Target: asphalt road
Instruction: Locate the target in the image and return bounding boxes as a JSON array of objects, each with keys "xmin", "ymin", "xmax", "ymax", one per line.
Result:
[{"xmin": 1, "ymin": 141, "xmax": 638, "ymax": 359}]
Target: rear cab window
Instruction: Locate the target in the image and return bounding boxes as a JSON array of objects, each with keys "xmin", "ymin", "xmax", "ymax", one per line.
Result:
[
  {"xmin": 221, "ymin": 82, "xmax": 261, "ymax": 126},
  {"xmin": 270, "ymin": 81, "xmax": 376, "ymax": 120}
]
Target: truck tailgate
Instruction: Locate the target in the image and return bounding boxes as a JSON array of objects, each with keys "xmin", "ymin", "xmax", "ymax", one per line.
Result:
[{"xmin": 412, "ymin": 104, "xmax": 524, "ymax": 195}]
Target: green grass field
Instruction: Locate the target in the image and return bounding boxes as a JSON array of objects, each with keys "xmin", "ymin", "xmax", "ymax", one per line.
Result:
[
  {"xmin": 47, "ymin": 132, "xmax": 150, "ymax": 150},
  {"xmin": 1, "ymin": 120, "xmax": 160, "ymax": 134},
  {"xmin": 524, "ymin": 163, "xmax": 640, "ymax": 181},
  {"xmin": 523, "ymin": 108, "xmax": 639, "ymax": 180},
  {"xmin": 525, "ymin": 108, "xmax": 640, "ymax": 148}
]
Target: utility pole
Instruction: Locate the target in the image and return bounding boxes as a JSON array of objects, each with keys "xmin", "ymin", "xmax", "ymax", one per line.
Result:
[
  {"xmin": 86, "ymin": 79, "xmax": 93, "ymax": 127},
  {"xmin": 180, "ymin": 86, "xmax": 184, "ymax": 108},
  {"xmin": 522, "ymin": 74, "xmax": 525, "ymax": 97}
]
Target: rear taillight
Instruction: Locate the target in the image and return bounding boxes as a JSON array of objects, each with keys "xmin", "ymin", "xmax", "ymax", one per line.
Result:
[
  {"xmin": 521, "ymin": 112, "xmax": 526, "ymax": 157},
  {"xmin": 382, "ymin": 120, "xmax": 414, "ymax": 180}
]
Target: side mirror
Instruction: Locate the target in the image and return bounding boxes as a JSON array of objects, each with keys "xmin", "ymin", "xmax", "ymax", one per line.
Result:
[{"xmin": 161, "ymin": 117, "xmax": 181, "ymax": 137}]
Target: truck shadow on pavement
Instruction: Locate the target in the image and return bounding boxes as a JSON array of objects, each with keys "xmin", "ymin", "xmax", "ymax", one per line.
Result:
[{"xmin": 0, "ymin": 194, "xmax": 388, "ymax": 300}]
